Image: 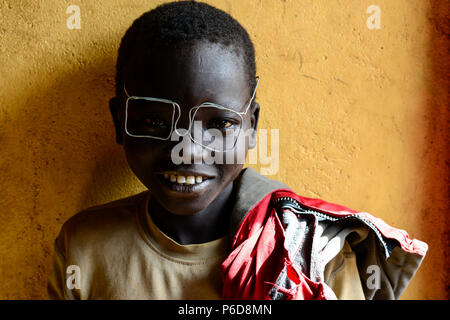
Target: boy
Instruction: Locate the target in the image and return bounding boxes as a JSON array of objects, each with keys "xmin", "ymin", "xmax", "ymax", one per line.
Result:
[{"xmin": 48, "ymin": 1, "xmax": 427, "ymax": 300}]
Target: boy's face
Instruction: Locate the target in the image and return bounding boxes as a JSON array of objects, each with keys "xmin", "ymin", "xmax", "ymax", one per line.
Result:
[{"xmin": 111, "ymin": 41, "xmax": 259, "ymax": 215}]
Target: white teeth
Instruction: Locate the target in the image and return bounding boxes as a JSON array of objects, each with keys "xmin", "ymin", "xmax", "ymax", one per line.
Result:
[
  {"xmin": 163, "ymin": 173, "xmax": 207, "ymax": 185},
  {"xmin": 186, "ymin": 176, "xmax": 195, "ymax": 184}
]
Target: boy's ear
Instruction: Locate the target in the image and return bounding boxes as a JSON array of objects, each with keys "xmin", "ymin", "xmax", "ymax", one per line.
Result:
[
  {"xmin": 248, "ymin": 102, "xmax": 260, "ymax": 149},
  {"xmin": 109, "ymin": 97, "xmax": 123, "ymax": 145}
]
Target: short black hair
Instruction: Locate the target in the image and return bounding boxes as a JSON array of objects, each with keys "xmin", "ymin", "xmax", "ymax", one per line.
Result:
[{"xmin": 115, "ymin": 1, "xmax": 256, "ymax": 97}]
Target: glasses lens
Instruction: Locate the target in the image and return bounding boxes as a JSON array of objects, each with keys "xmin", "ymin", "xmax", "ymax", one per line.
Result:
[
  {"xmin": 190, "ymin": 106, "xmax": 242, "ymax": 151},
  {"xmin": 126, "ymin": 98, "xmax": 174, "ymax": 139}
]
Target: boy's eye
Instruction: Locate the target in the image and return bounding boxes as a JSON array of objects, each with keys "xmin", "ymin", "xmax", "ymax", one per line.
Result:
[
  {"xmin": 209, "ymin": 119, "xmax": 235, "ymax": 129},
  {"xmin": 144, "ymin": 117, "xmax": 168, "ymax": 129}
]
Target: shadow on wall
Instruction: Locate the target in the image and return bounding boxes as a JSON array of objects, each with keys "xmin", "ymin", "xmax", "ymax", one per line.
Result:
[
  {"xmin": 0, "ymin": 37, "xmax": 144, "ymax": 298},
  {"xmin": 28, "ymin": 51, "xmax": 142, "ymax": 212},
  {"xmin": 423, "ymin": 0, "xmax": 450, "ymax": 300}
]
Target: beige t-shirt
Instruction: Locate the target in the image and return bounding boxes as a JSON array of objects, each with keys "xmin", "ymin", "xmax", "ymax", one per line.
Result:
[
  {"xmin": 48, "ymin": 192, "xmax": 365, "ymax": 300},
  {"xmin": 138, "ymin": 202, "xmax": 229, "ymax": 299}
]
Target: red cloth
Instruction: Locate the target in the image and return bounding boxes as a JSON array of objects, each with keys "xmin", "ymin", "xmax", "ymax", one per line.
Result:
[
  {"xmin": 275, "ymin": 190, "xmax": 428, "ymax": 256},
  {"xmin": 221, "ymin": 189, "xmax": 428, "ymax": 300},
  {"xmin": 221, "ymin": 191, "xmax": 329, "ymax": 300}
]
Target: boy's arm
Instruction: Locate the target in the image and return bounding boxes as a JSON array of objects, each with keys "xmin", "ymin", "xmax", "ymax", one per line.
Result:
[{"xmin": 47, "ymin": 237, "xmax": 76, "ymax": 300}]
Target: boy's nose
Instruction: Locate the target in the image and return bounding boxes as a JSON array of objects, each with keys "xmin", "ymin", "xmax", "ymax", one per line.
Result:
[{"xmin": 170, "ymin": 128, "xmax": 205, "ymax": 164}]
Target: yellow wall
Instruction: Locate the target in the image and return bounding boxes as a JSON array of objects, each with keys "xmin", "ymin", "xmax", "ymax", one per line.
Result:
[{"xmin": 0, "ymin": 0, "xmax": 448, "ymax": 299}]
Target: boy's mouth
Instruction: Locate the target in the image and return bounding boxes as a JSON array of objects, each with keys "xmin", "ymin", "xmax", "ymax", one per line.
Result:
[
  {"xmin": 154, "ymin": 170, "xmax": 215, "ymax": 195},
  {"xmin": 160, "ymin": 172, "xmax": 211, "ymax": 185}
]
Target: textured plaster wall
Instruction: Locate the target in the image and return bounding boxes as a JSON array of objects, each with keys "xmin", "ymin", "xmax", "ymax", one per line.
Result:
[{"xmin": 0, "ymin": 0, "xmax": 448, "ymax": 299}]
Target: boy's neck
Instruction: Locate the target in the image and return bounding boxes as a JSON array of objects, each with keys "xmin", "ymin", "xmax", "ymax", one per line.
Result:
[{"xmin": 148, "ymin": 182, "xmax": 235, "ymax": 245}]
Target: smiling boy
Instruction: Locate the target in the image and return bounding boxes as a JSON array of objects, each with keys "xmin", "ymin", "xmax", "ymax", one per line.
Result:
[
  {"xmin": 117, "ymin": 40, "xmax": 258, "ymax": 245},
  {"xmin": 48, "ymin": 1, "xmax": 427, "ymax": 300}
]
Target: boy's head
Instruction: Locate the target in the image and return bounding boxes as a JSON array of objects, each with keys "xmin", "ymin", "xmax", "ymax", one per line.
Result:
[{"xmin": 109, "ymin": 1, "xmax": 260, "ymax": 215}]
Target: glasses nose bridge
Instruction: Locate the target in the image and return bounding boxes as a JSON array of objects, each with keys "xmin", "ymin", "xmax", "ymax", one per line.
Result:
[{"xmin": 172, "ymin": 103, "xmax": 196, "ymax": 137}]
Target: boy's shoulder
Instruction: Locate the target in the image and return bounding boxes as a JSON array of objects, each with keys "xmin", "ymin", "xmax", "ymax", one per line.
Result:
[{"xmin": 55, "ymin": 191, "xmax": 149, "ymax": 252}]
